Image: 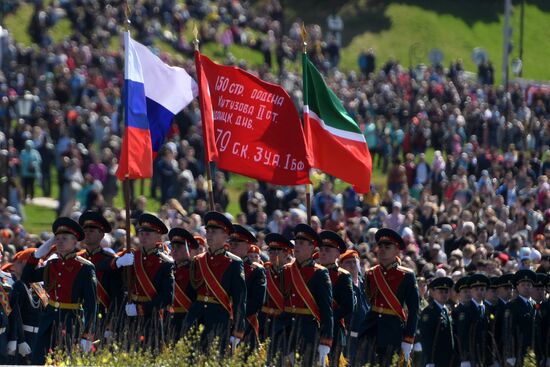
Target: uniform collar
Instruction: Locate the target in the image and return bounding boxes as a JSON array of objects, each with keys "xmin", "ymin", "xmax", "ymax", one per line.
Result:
[
  {"xmin": 434, "ymin": 300, "xmax": 446, "ymax": 310},
  {"xmin": 143, "ymin": 246, "xmax": 158, "ymax": 255},
  {"xmin": 325, "ymin": 263, "xmax": 338, "ymax": 271},
  {"xmin": 59, "ymin": 251, "xmax": 77, "ymax": 260},
  {"xmin": 297, "ymin": 259, "xmax": 314, "ymax": 267},
  {"xmin": 380, "ymin": 259, "xmax": 400, "ymax": 270},
  {"xmin": 85, "ymin": 245, "xmax": 102, "ymax": 256},
  {"xmin": 208, "ymin": 247, "xmax": 226, "ymax": 256},
  {"xmin": 518, "ymin": 294, "xmax": 531, "ymax": 305},
  {"xmin": 176, "ymin": 259, "xmax": 190, "ymax": 268}
]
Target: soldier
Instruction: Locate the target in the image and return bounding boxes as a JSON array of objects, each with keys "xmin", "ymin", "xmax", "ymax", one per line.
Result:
[
  {"xmin": 6, "ymin": 248, "xmax": 46, "ymax": 364},
  {"xmin": 451, "ymin": 274, "xmax": 470, "ymax": 362},
  {"xmin": 167, "ymin": 227, "xmax": 197, "ymax": 340},
  {"xmin": 274, "ymin": 223, "xmax": 333, "ymax": 366},
  {"xmin": 259, "ymin": 233, "xmax": 292, "ymax": 346},
  {"xmin": 456, "ymin": 273, "xmax": 491, "ymax": 367},
  {"xmin": 183, "ymin": 211, "xmax": 246, "ymax": 353},
  {"xmin": 533, "ymin": 273, "xmax": 548, "ymax": 367},
  {"xmin": 502, "ymin": 269, "xmax": 537, "ymax": 367},
  {"xmin": 485, "ymin": 276, "xmax": 501, "ymax": 365},
  {"xmin": 539, "ymin": 274, "xmax": 550, "ymax": 367},
  {"xmin": 419, "ymin": 277, "xmax": 456, "ymax": 367},
  {"xmin": 77, "ymin": 211, "xmax": 124, "ymax": 335},
  {"xmin": 22, "ymin": 217, "xmax": 97, "ymax": 364},
  {"xmin": 357, "ymin": 228, "xmax": 420, "ymax": 367},
  {"xmin": 123, "ymin": 213, "xmax": 174, "ymax": 350},
  {"xmin": 319, "ymin": 230, "xmax": 355, "ymax": 367},
  {"xmin": 0, "ymin": 267, "xmax": 13, "ymax": 364},
  {"xmin": 340, "ymin": 249, "xmax": 369, "ymax": 367},
  {"xmin": 228, "ymin": 225, "xmax": 266, "ymax": 351},
  {"xmin": 493, "ymin": 272, "xmax": 514, "ymax": 364}
]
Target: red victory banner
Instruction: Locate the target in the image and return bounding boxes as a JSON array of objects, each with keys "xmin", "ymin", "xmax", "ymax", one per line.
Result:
[{"xmin": 197, "ymin": 53, "xmax": 312, "ymax": 185}]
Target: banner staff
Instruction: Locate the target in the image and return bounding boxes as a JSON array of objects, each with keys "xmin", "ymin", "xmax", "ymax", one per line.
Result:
[
  {"xmin": 123, "ymin": 2, "xmax": 132, "ymax": 253},
  {"xmin": 193, "ymin": 25, "xmax": 216, "ymax": 211},
  {"xmin": 301, "ymin": 24, "xmax": 313, "ymax": 226}
]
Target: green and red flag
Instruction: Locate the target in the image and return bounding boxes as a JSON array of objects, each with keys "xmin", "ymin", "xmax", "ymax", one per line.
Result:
[{"xmin": 302, "ymin": 54, "xmax": 372, "ymax": 193}]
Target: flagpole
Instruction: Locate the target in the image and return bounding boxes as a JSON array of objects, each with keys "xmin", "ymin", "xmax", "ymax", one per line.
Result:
[
  {"xmin": 193, "ymin": 26, "xmax": 216, "ymax": 211},
  {"xmin": 123, "ymin": 2, "xmax": 132, "ymax": 252},
  {"xmin": 301, "ymin": 24, "xmax": 313, "ymax": 226}
]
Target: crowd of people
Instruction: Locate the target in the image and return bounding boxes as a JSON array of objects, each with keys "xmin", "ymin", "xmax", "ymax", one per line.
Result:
[{"xmin": 0, "ymin": 0, "xmax": 550, "ymax": 366}]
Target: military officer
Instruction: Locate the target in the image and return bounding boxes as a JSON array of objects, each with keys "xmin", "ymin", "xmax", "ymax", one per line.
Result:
[
  {"xmin": 6, "ymin": 248, "xmax": 46, "ymax": 364},
  {"xmin": 419, "ymin": 277, "xmax": 456, "ymax": 367},
  {"xmin": 357, "ymin": 228, "xmax": 420, "ymax": 367},
  {"xmin": 533, "ymin": 273, "xmax": 548, "ymax": 367},
  {"xmin": 340, "ymin": 249, "xmax": 369, "ymax": 367},
  {"xmin": 319, "ymin": 230, "xmax": 355, "ymax": 367},
  {"xmin": 228, "ymin": 225, "xmax": 266, "ymax": 351},
  {"xmin": 0, "ymin": 267, "xmax": 13, "ymax": 364},
  {"xmin": 485, "ymin": 276, "xmax": 501, "ymax": 365},
  {"xmin": 456, "ymin": 273, "xmax": 491, "ymax": 367},
  {"xmin": 538, "ymin": 274, "xmax": 550, "ymax": 367},
  {"xmin": 274, "ymin": 223, "xmax": 333, "ymax": 366},
  {"xmin": 77, "ymin": 211, "xmax": 124, "ymax": 332},
  {"xmin": 183, "ymin": 211, "xmax": 246, "ymax": 353},
  {"xmin": 123, "ymin": 213, "xmax": 174, "ymax": 350},
  {"xmin": 167, "ymin": 227, "xmax": 197, "ymax": 340},
  {"xmin": 259, "ymin": 233, "xmax": 292, "ymax": 346},
  {"xmin": 22, "ymin": 217, "xmax": 97, "ymax": 364},
  {"xmin": 492, "ymin": 272, "xmax": 514, "ymax": 365},
  {"xmin": 502, "ymin": 269, "xmax": 537, "ymax": 367}
]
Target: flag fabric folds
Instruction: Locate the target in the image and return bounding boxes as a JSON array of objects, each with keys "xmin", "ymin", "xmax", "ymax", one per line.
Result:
[
  {"xmin": 302, "ymin": 54, "xmax": 372, "ymax": 193},
  {"xmin": 116, "ymin": 32, "xmax": 197, "ymax": 180},
  {"xmin": 194, "ymin": 50, "xmax": 218, "ymax": 163}
]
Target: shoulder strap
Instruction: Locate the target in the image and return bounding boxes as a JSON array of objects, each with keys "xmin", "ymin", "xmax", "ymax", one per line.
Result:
[
  {"xmin": 372, "ymin": 265, "xmax": 406, "ymax": 322},
  {"xmin": 173, "ymin": 282, "xmax": 192, "ymax": 312},
  {"xmin": 266, "ymin": 268, "xmax": 284, "ymax": 311},
  {"xmin": 134, "ymin": 251, "xmax": 158, "ymax": 301},
  {"xmin": 30, "ymin": 283, "xmax": 49, "ymax": 307},
  {"xmin": 197, "ymin": 254, "xmax": 233, "ymax": 319},
  {"xmin": 289, "ymin": 261, "xmax": 320, "ymax": 324},
  {"xmin": 96, "ymin": 280, "xmax": 111, "ymax": 309}
]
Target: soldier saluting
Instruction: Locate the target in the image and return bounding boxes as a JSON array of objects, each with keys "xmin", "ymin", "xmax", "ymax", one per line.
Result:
[
  {"xmin": 357, "ymin": 228, "xmax": 420, "ymax": 367},
  {"xmin": 22, "ymin": 217, "xmax": 97, "ymax": 365},
  {"xmin": 419, "ymin": 277, "xmax": 456, "ymax": 367},
  {"xmin": 183, "ymin": 211, "xmax": 246, "ymax": 353},
  {"xmin": 318, "ymin": 230, "xmax": 355, "ymax": 367}
]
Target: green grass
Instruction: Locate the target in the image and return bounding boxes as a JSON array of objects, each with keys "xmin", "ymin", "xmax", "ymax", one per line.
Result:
[{"xmin": 4, "ymin": 3, "xmax": 33, "ymax": 45}]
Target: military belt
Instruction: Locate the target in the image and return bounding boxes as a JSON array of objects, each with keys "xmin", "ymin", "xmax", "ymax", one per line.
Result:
[
  {"xmin": 0, "ymin": 327, "xmax": 5, "ymax": 334},
  {"xmin": 197, "ymin": 295, "xmax": 220, "ymax": 304},
  {"xmin": 372, "ymin": 305, "xmax": 400, "ymax": 317},
  {"xmin": 48, "ymin": 300, "xmax": 81, "ymax": 310},
  {"xmin": 171, "ymin": 306, "xmax": 188, "ymax": 314},
  {"xmin": 284, "ymin": 306, "xmax": 313, "ymax": 315},
  {"xmin": 130, "ymin": 294, "xmax": 151, "ymax": 303},
  {"xmin": 23, "ymin": 325, "xmax": 39, "ymax": 333},
  {"xmin": 261, "ymin": 306, "xmax": 282, "ymax": 316}
]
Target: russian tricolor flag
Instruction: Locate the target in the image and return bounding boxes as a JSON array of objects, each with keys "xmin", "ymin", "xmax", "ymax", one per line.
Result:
[{"xmin": 116, "ymin": 32, "xmax": 197, "ymax": 180}]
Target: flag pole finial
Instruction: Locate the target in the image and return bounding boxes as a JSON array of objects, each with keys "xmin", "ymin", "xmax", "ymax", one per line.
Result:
[
  {"xmin": 124, "ymin": 2, "xmax": 131, "ymax": 32},
  {"xmin": 301, "ymin": 23, "xmax": 308, "ymax": 53},
  {"xmin": 193, "ymin": 23, "xmax": 199, "ymax": 51}
]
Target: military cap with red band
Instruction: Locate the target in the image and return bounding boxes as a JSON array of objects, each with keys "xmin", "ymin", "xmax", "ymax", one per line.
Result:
[
  {"xmin": 265, "ymin": 233, "xmax": 294, "ymax": 250},
  {"xmin": 79, "ymin": 210, "xmax": 112, "ymax": 233},
  {"xmin": 293, "ymin": 223, "xmax": 321, "ymax": 246},
  {"xmin": 168, "ymin": 227, "xmax": 198, "ymax": 248},
  {"xmin": 339, "ymin": 249, "xmax": 359, "ymax": 263},
  {"xmin": 204, "ymin": 211, "xmax": 234, "ymax": 234},
  {"xmin": 137, "ymin": 213, "xmax": 168, "ymax": 234},
  {"xmin": 53, "ymin": 217, "xmax": 85, "ymax": 241},
  {"xmin": 229, "ymin": 224, "xmax": 257, "ymax": 244},
  {"xmin": 248, "ymin": 245, "xmax": 261, "ymax": 254},
  {"xmin": 319, "ymin": 230, "xmax": 347, "ymax": 254},
  {"xmin": 375, "ymin": 228, "xmax": 405, "ymax": 250}
]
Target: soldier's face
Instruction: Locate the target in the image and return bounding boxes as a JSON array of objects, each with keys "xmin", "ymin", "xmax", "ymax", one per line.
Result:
[
  {"xmin": 531, "ymin": 287, "xmax": 545, "ymax": 303},
  {"xmin": 248, "ymin": 253, "xmax": 261, "ymax": 263},
  {"xmin": 294, "ymin": 239, "xmax": 314, "ymax": 263},
  {"xmin": 431, "ymin": 288, "xmax": 450, "ymax": 304},
  {"xmin": 376, "ymin": 241, "xmax": 400, "ymax": 265},
  {"xmin": 516, "ymin": 281, "xmax": 532, "ymax": 297},
  {"xmin": 268, "ymin": 248, "xmax": 288, "ymax": 267},
  {"xmin": 229, "ymin": 240, "xmax": 248, "ymax": 258},
  {"xmin": 171, "ymin": 243, "xmax": 189, "ymax": 263},
  {"xmin": 459, "ymin": 288, "xmax": 471, "ymax": 303},
  {"xmin": 470, "ymin": 286, "xmax": 486, "ymax": 302},
  {"xmin": 340, "ymin": 258, "xmax": 359, "ymax": 277},
  {"xmin": 497, "ymin": 285, "xmax": 513, "ymax": 301},
  {"xmin": 319, "ymin": 246, "xmax": 340, "ymax": 266},
  {"xmin": 55, "ymin": 233, "xmax": 78, "ymax": 256},
  {"xmin": 83, "ymin": 227, "xmax": 104, "ymax": 246},
  {"xmin": 138, "ymin": 230, "xmax": 161, "ymax": 249},
  {"xmin": 206, "ymin": 227, "xmax": 227, "ymax": 248}
]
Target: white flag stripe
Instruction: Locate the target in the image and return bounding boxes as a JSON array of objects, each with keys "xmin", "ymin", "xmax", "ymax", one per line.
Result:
[
  {"xmin": 124, "ymin": 32, "xmax": 144, "ymax": 84},
  {"xmin": 129, "ymin": 36, "xmax": 197, "ymax": 114},
  {"xmin": 305, "ymin": 106, "xmax": 366, "ymax": 143}
]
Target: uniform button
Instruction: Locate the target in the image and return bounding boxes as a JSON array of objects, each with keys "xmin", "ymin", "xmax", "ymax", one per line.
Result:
[
  {"xmin": 292, "ymin": 294, "xmax": 296, "ymax": 297},
  {"xmin": 204, "ymin": 304, "xmax": 207, "ymax": 309},
  {"xmin": 58, "ymin": 273, "xmax": 61, "ymax": 276},
  {"xmin": 210, "ymin": 257, "xmax": 213, "ymax": 260},
  {"xmin": 379, "ymin": 314, "xmax": 382, "ymax": 318},
  {"xmin": 57, "ymin": 284, "xmax": 61, "ymax": 288},
  {"xmin": 383, "ymin": 272, "xmax": 386, "ymax": 275},
  {"xmin": 62, "ymin": 262, "xmax": 65, "ymax": 265}
]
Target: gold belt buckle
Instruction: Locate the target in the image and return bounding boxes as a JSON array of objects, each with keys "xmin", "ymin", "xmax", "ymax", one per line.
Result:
[
  {"xmin": 54, "ymin": 301, "xmax": 60, "ymax": 308},
  {"xmin": 204, "ymin": 296, "xmax": 209, "ymax": 302}
]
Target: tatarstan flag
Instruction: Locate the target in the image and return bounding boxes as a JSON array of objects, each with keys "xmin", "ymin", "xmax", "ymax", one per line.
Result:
[{"xmin": 302, "ymin": 54, "xmax": 372, "ymax": 193}]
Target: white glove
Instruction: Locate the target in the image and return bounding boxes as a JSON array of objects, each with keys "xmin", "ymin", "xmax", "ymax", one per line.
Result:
[
  {"xmin": 426, "ymin": 364, "xmax": 435, "ymax": 367},
  {"xmin": 318, "ymin": 344, "xmax": 330, "ymax": 366},
  {"xmin": 125, "ymin": 303, "xmax": 137, "ymax": 316},
  {"xmin": 35, "ymin": 236, "xmax": 55, "ymax": 258},
  {"xmin": 401, "ymin": 342, "xmax": 413, "ymax": 360},
  {"xmin": 7, "ymin": 340, "xmax": 16, "ymax": 356},
  {"xmin": 505, "ymin": 358, "xmax": 516, "ymax": 366},
  {"xmin": 413, "ymin": 342, "xmax": 422, "ymax": 352},
  {"xmin": 230, "ymin": 336, "xmax": 240, "ymax": 350},
  {"xmin": 460, "ymin": 362, "xmax": 472, "ymax": 367},
  {"xmin": 116, "ymin": 253, "xmax": 134, "ymax": 268},
  {"xmin": 18, "ymin": 342, "xmax": 31, "ymax": 356},
  {"xmin": 80, "ymin": 338, "xmax": 93, "ymax": 353},
  {"xmin": 104, "ymin": 330, "xmax": 113, "ymax": 340}
]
